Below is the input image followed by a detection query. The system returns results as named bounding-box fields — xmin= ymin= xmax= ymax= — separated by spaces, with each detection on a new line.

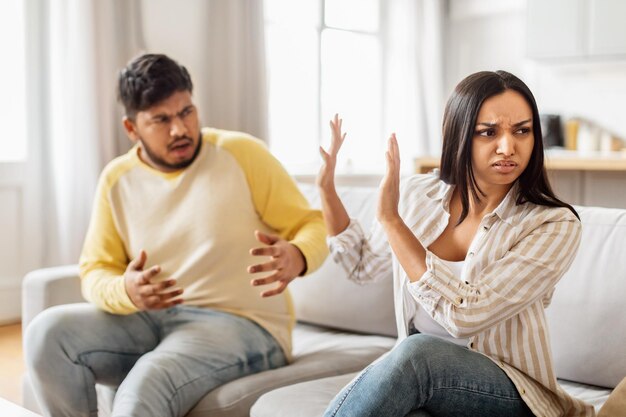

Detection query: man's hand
xmin=248 ymin=231 xmax=306 ymax=298
xmin=124 ymin=250 xmax=183 ymax=310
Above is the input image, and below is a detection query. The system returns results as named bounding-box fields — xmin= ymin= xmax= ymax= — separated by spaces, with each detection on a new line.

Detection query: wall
xmin=446 ymin=0 xmax=626 ymax=140
xmin=446 ymin=0 xmax=626 ymax=208
xmin=140 ymin=0 xmax=212 ymax=126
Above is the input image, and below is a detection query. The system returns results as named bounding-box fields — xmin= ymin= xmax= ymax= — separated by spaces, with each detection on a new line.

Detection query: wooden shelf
xmin=414 ymin=151 xmax=626 ymax=174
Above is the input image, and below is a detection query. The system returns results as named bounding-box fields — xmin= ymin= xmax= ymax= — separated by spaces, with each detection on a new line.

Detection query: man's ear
xmin=123 ymin=117 xmax=140 ymax=143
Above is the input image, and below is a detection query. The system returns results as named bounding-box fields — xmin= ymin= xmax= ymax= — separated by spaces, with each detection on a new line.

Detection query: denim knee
xmin=24 ymin=305 xmax=77 ymax=368
xmin=391 ymin=334 xmax=445 ymax=366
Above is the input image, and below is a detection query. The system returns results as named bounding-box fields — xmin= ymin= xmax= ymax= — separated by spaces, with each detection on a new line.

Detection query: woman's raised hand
xmin=377 ymin=133 xmax=401 ymax=224
xmin=317 ymin=114 xmax=347 ymax=190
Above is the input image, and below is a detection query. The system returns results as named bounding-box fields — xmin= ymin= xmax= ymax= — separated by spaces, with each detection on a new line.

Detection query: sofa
xmin=21 ymin=183 xmax=625 ymax=416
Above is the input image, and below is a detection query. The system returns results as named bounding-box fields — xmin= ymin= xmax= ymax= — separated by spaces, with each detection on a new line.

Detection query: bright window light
xmin=0 ymin=0 xmax=28 ymax=162
xmin=264 ymin=0 xmax=382 ymax=174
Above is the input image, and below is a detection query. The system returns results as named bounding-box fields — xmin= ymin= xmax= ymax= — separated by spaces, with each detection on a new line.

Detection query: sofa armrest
xmin=21 ymin=265 xmax=83 ymax=330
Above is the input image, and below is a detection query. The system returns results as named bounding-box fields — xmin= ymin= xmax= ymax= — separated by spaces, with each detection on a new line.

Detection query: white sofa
xmin=22 ymin=184 xmax=624 ymax=416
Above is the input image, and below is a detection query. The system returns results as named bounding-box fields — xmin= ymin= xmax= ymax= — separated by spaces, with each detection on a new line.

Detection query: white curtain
xmin=203 ymin=0 xmax=269 ymax=141
xmin=382 ymin=0 xmax=445 ymax=169
xmin=30 ymin=0 xmax=144 ymax=266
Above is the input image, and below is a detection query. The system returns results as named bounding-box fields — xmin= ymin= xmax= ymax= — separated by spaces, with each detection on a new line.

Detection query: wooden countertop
xmin=414 ymin=150 xmax=626 ymax=174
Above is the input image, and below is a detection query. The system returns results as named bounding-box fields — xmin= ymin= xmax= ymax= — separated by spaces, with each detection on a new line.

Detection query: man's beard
xmin=139 ymin=134 xmax=202 ymax=171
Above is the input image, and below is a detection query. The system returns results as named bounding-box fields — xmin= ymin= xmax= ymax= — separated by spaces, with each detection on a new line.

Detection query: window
xmin=0 ymin=0 xmax=28 ymax=162
xmin=264 ymin=0 xmax=384 ymax=174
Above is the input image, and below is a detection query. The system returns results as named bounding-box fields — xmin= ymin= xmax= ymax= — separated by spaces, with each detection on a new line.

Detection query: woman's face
xmin=471 ymin=89 xmax=534 ymax=192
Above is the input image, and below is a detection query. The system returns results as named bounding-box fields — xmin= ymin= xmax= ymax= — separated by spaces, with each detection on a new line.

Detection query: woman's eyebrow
xmin=512 ymin=118 xmax=532 ymax=127
xmin=476 ymin=119 xmax=532 ymax=128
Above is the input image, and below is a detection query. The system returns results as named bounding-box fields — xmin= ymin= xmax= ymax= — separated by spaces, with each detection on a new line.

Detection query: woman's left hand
xmin=377 ymin=133 xmax=401 ymax=225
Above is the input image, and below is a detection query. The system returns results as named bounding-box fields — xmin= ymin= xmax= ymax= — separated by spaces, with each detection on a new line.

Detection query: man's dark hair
xmin=118 ymin=53 xmax=193 ymax=119
xmin=439 ymin=70 xmax=579 ymax=223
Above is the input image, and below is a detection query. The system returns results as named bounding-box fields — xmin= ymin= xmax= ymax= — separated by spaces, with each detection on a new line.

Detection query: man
xmin=25 ymin=53 xmax=327 ymax=417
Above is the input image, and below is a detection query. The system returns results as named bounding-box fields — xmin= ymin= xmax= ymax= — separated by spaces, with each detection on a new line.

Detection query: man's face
xmin=123 ymin=90 xmax=201 ymax=172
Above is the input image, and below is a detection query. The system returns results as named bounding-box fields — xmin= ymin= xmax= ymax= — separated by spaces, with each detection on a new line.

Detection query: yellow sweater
xmin=79 ymin=128 xmax=328 ymax=359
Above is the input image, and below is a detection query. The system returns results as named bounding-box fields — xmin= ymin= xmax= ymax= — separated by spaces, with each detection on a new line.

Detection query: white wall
xmin=446 ymin=0 xmax=626 ymax=140
xmin=140 ymin=0 xmax=212 ymax=126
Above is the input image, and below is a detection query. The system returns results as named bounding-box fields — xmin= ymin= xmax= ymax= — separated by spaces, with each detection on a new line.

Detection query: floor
xmin=0 ymin=323 xmax=24 ymax=404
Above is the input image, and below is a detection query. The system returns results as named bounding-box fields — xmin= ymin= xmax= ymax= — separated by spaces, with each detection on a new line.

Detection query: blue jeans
xmin=24 ymin=303 xmax=286 ymax=417
xmin=323 ymin=334 xmax=534 ymax=417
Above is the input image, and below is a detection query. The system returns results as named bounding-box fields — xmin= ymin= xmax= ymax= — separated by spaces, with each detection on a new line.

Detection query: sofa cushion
xmin=251 ymin=373 xmax=612 ymax=417
xmin=95 ymin=323 xmax=394 ymax=417
xmin=546 ymin=206 xmax=626 ymax=388
xmin=250 ymin=373 xmax=355 ymax=417
xmin=292 ymin=183 xmax=396 ymax=337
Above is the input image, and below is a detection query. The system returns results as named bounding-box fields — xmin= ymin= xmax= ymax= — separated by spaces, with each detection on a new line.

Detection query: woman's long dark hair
xmin=439 ymin=70 xmax=579 ymax=223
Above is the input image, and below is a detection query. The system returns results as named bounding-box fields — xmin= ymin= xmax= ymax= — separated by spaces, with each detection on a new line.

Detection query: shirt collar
xmin=491 ymin=182 xmax=521 ymax=226
xmin=426 ymin=171 xmax=521 ymax=226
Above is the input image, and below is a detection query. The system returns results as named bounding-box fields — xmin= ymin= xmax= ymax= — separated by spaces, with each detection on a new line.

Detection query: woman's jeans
xmin=24 ymin=303 xmax=286 ymax=417
xmin=323 ymin=333 xmax=534 ymax=417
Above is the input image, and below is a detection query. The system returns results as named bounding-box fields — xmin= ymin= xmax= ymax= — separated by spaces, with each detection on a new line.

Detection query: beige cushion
xmin=292 ymin=184 xmax=396 ymax=337
xmin=250 ymin=373 xmax=355 ymax=417
xmin=546 ymin=206 xmax=626 ymax=388
xmin=251 ymin=374 xmax=614 ymax=417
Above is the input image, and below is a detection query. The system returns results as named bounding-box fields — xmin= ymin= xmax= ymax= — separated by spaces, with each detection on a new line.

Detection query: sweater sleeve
xmin=217 ymin=133 xmax=328 ymax=274
xmin=78 ymin=166 xmax=138 ymax=314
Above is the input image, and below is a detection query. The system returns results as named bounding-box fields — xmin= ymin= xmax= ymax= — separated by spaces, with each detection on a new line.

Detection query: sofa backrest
xmin=546 ymin=206 xmax=626 ymax=389
xmin=292 ymin=183 xmax=626 ymax=388
xmin=290 ymin=183 xmax=397 ymax=337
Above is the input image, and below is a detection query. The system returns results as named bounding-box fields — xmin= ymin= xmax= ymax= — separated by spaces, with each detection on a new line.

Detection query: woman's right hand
xmin=317 ymin=113 xmax=346 ymax=191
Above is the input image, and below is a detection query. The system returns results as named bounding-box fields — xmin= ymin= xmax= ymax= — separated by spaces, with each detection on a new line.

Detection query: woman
xmin=317 ymin=71 xmax=593 ymax=417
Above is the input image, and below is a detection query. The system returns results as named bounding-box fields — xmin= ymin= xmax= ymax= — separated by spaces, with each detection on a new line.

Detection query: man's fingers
xmin=138 ymin=280 xmax=179 ymax=297
xmin=250 ymin=272 xmax=281 ymax=287
xmin=255 ymin=230 xmax=280 ymax=245
xmin=159 ymin=287 xmax=184 ymax=300
xmin=250 ymin=246 xmax=281 ymax=257
xmin=141 ymin=286 xmax=183 ymax=308
xmin=153 ymin=278 xmax=178 ymax=292
xmin=137 ymin=265 xmax=161 ymax=284
xmin=260 ymin=281 xmax=289 ymax=298
xmin=248 ymin=260 xmax=279 ymax=274
xmin=143 ymin=292 xmax=183 ymax=310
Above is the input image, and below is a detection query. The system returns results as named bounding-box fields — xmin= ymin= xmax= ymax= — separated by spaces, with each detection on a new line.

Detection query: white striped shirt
xmin=328 ymin=173 xmax=593 ymax=417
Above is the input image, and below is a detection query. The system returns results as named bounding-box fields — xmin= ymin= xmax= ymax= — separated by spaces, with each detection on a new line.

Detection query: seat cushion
xmin=250 ymin=373 xmax=356 ymax=417
xmin=251 ymin=374 xmax=613 ymax=417
xmin=292 ymin=184 xmax=397 ymax=338
xmin=546 ymin=206 xmax=626 ymax=388
xmin=96 ymin=323 xmax=394 ymax=417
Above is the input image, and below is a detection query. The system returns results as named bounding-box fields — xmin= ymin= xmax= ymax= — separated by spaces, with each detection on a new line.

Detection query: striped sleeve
xmin=408 ymin=215 xmax=582 ymax=338
xmin=328 ymin=218 xmax=392 ymax=284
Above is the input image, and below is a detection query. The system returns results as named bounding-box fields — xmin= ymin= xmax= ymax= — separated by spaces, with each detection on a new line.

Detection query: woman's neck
xmin=456 ymin=183 xmax=513 ymax=220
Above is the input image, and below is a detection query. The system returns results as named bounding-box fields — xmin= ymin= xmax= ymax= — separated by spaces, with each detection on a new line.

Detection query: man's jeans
xmin=323 ymin=333 xmax=534 ymax=417
xmin=24 ymin=303 xmax=286 ymax=417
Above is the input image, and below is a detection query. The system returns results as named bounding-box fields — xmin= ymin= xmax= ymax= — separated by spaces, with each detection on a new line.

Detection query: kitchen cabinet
xmin=588 ymin=0 xmax=626 ymax=55
xmin=527 ymin=0 xmax=626 ymax=59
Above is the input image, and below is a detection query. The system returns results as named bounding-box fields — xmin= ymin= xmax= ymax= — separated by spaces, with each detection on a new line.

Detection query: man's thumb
xmin=131 ymin=250 xmax=147 ymax=270
xmin=255 ymin=230 xmax=280 ymax=245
